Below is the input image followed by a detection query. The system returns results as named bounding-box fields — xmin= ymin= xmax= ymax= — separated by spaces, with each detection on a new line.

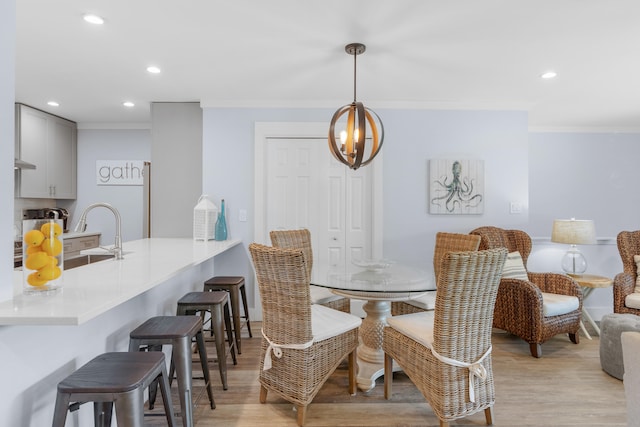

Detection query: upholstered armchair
xmin=470 ymin=226 xmax=582 ymax=358
xmin=613 ymin=231 xmax=640 ymax=315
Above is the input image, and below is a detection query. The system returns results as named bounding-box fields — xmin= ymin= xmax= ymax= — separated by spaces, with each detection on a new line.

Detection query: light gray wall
xmin=528 ymin=131 xmax=640 ymax=318
xmin=0 ymin=0 xmax=15 ymax=301
xmin=151 ymin=102 xmax=203 ymax=237
xmin=382 ymin=109 xmax=530 ymax=267
xmin=528 ymin=132 xmax=640 ymax=237
xmin=71 ymin=129 xmax=151 ymax=245
xmin=201 ymin=107 xmax=640 ymax=320
xmin=202 ymin=107 xmax=530 ymax=311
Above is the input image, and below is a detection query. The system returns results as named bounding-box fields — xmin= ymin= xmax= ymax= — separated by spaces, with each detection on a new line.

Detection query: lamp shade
xmin=551 ymin=219 xmax=596 ymax=245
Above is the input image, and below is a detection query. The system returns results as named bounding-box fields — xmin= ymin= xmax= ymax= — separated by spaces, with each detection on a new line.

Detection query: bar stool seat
xmin=204 ymin=275 xmax=252 ymax=354
xmin=176 ymin=290 xmax=237 ymax=391
xmin=129 ymin=315 xmax=214 ymax=427
xmin=52 ymin=351 xmax=176 ymax=427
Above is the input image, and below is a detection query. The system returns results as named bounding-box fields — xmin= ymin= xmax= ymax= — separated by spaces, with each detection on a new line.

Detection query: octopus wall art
xmin=429 ymin=159 xmax=484 ymax=214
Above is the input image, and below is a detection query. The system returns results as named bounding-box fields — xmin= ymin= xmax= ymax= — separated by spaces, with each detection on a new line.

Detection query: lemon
xmin=48 ymin=256 xmax=59 ymax=266
xmin=25 ymin=251 xmax=49 ymax=270
xmin=41 ymin=237 xmax=63 ymax=257
xmin=27 ymin=272 xmax=48 ymax=287
xmin=37 ymin=265 xmax=61 ymax=281
xmin=24 ymin=229 xmax=45 ymax=247
xmin=41 ymin=222 xmax=62 ymax=237
xmin=26 ymin=245 xmax=42 ymax=255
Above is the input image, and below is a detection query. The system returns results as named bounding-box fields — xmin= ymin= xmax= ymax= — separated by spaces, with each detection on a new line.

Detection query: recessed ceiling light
xmin=541 ymin=71 xmax=557 ymax=79
xmin=83 ymin=14 xmax=105 ymax=25
xmin=47 ymin=101 xmax=59 ymax=107
xmin=123 ymin=101 xmax=135 ymax=108
xmin=146 ymin=66 xmax=161 ymax=74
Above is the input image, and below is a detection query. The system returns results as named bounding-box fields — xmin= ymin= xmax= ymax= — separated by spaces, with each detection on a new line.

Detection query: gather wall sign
xmin=96 ymin=160 xmax=146 ymax=186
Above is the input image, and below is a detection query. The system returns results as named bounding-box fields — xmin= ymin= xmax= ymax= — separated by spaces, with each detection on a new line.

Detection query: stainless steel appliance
xmin=24 ymin=208 xmax=70 ymax=232
xmin=14 ymin=240 xmax=22 ymax=268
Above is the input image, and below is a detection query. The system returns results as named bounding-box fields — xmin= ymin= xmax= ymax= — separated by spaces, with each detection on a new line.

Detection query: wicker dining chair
xmin=270 ymin=228 xmax=351 ymax=313
xmin=470 ymin=226 xmax=582 ymax=357
xmin=391 ymin=232 xmax=481 ymax=316
xmin=383 ymin=248 xmax=507 ymax=427
xmin=613 ymin=230 xmax=640 ymax=315
xmin=248 ymin=243 xmax=361 ymax=427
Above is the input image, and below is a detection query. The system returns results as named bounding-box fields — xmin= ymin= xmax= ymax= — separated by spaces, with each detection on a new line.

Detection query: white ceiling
xmin=15 ymin=0 xmax=640 ymax=131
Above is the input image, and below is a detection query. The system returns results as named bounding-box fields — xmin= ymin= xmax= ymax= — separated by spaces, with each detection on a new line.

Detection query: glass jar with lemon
xmin=22 ymin=219 xmax=64 ymax=294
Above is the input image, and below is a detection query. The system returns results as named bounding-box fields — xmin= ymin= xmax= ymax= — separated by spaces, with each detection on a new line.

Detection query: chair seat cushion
xmin=311 ymin=304 xmax=361 ymax=342
xmin=386 ymin=311 xmax=435 ymax=349
xmin=541 ymin=292 xmax=579 ymax=316
xmin=626 ymin=292 xmax=640 ymax=310
xmin=310 ymin=284 xmax=345 ymax=305
xmin=404 ymin=291 xmax=437 ymax=310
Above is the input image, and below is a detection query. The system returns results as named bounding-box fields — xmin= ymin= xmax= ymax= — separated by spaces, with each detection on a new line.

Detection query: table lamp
xmin=551 ymin=218 xmax=596 ymax=274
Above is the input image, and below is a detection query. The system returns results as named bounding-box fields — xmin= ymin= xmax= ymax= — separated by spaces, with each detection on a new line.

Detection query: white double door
xmin=264 ymin=137 xmax=375 ymax=269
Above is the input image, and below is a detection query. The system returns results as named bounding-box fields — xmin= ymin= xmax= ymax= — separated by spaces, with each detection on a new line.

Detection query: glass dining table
xmin=312 ymin=261 xmax=434 ymax=392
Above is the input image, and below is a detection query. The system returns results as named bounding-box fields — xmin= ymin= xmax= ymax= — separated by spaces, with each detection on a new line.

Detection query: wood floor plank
xmin=146 ymin=322 xmax=627 ymax=426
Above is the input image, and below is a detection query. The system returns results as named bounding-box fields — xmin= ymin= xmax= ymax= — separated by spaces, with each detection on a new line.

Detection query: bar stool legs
xmin=52 ymin=352 xmax=176 ymax=427
xmin=204 ymin=276 xmax=252 ymax=354
xmin=176 ymin=291 xmax=237 ymax=391
xmin=129 ymin=315 xmax=214 ymax=427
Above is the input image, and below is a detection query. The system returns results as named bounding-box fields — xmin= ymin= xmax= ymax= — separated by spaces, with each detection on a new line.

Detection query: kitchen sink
xmin=65 ymin=254 xmax=115 ymax=270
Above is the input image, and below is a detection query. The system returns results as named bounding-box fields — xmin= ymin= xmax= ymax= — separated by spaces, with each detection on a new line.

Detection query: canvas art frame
xmin=429 ymin=159 xmax=484 ymax=214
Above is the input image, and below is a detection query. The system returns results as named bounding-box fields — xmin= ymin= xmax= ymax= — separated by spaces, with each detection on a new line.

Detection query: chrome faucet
xmin=74 ymin=202 xmax=124 ymax=260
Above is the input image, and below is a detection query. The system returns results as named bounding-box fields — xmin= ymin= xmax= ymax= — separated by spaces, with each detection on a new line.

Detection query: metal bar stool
xmin=52 ymin=351 xmax=176 ymax=427
xmin=128 ymin=315 xmax=214 ymax=427
xmin=204 ymin=276 xmax=252 ymax=354
xmin=176 ymin=290 xmax=237 ymax=392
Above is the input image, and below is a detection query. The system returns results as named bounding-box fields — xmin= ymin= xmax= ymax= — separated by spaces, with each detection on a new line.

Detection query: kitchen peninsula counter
xmin=0 ymin=237 xmax=241 ymax=325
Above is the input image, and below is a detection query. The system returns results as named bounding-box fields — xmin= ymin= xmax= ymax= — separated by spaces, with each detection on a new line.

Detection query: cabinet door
xmin=18 ymin=106 xmax=50 ymax=198
xmin=17 ymin=104 xmax=77 ymax=199
xmin=48 ymin=117 xmax=77 ymax=199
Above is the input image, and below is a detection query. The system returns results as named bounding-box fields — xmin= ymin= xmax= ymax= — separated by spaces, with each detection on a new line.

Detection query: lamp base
xmin=561 ymin=246 xmax=587 ymax=275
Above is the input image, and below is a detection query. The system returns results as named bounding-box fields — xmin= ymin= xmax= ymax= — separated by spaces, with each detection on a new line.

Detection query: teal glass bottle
xmin=215 ymin=199 xmax=228 ymax=241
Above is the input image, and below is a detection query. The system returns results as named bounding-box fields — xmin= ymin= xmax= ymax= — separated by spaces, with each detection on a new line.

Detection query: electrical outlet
xmin=238 ymin=209 xmax=247 ymax=222
xmin=510 ymin=202 xmax=522 ymax=214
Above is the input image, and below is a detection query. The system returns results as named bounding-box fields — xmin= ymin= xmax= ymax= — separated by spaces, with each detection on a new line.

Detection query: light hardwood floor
xmin=149 ymin=322 xmax=627 ymax=426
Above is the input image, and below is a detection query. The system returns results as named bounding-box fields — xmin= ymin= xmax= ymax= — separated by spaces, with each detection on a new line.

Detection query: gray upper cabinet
xmin=15 ymin=104 xmax=77 ymax=199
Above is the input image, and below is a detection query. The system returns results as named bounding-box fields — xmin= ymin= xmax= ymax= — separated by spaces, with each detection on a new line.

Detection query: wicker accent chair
xmin=383 ymin=248 xmax=507 ymax=427
xmin=248 ymin=243 xmax=361 ymax=427
xmin=270 ymin=228 xmax=351 ymax=313
xmin=391 ymin=232 xmax=481 ymax=316
xmin=470 ymin=226 xmax=582 ymax=358
xmin=613 ymin=231 xmax=640 ymax=315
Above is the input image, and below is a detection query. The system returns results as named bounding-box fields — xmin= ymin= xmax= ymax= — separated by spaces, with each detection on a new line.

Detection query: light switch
xmin=509 ymin=202 xmax=522 ymax=214
xmin=239 ymin=209 xmax=247 ymax=222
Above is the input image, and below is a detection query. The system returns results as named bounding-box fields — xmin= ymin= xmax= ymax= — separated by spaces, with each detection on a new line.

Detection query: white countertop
xmin=1 ymin=237 xmax=241 ymax=326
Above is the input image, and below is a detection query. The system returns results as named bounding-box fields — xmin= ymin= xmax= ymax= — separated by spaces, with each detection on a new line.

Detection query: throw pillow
xmin=634 ymin=255 xmax=640 ymax=293
xmin=502 ymin=251 xmax=529 ymax=281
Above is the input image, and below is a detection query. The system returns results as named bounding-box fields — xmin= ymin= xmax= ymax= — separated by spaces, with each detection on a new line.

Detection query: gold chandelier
xmin=328 ymin=43 xmax=384 ymax=170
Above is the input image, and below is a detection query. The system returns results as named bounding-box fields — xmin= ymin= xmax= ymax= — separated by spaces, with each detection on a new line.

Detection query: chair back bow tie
xmin=430 ymin=345 xmax=492 ymax=403
xmin=261 ymin=329 xmax=313 ymax=371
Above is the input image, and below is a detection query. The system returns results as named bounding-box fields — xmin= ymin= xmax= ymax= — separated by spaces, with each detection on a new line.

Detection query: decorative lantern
xmin=193 ymin=195 xmax=218 ymax=241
